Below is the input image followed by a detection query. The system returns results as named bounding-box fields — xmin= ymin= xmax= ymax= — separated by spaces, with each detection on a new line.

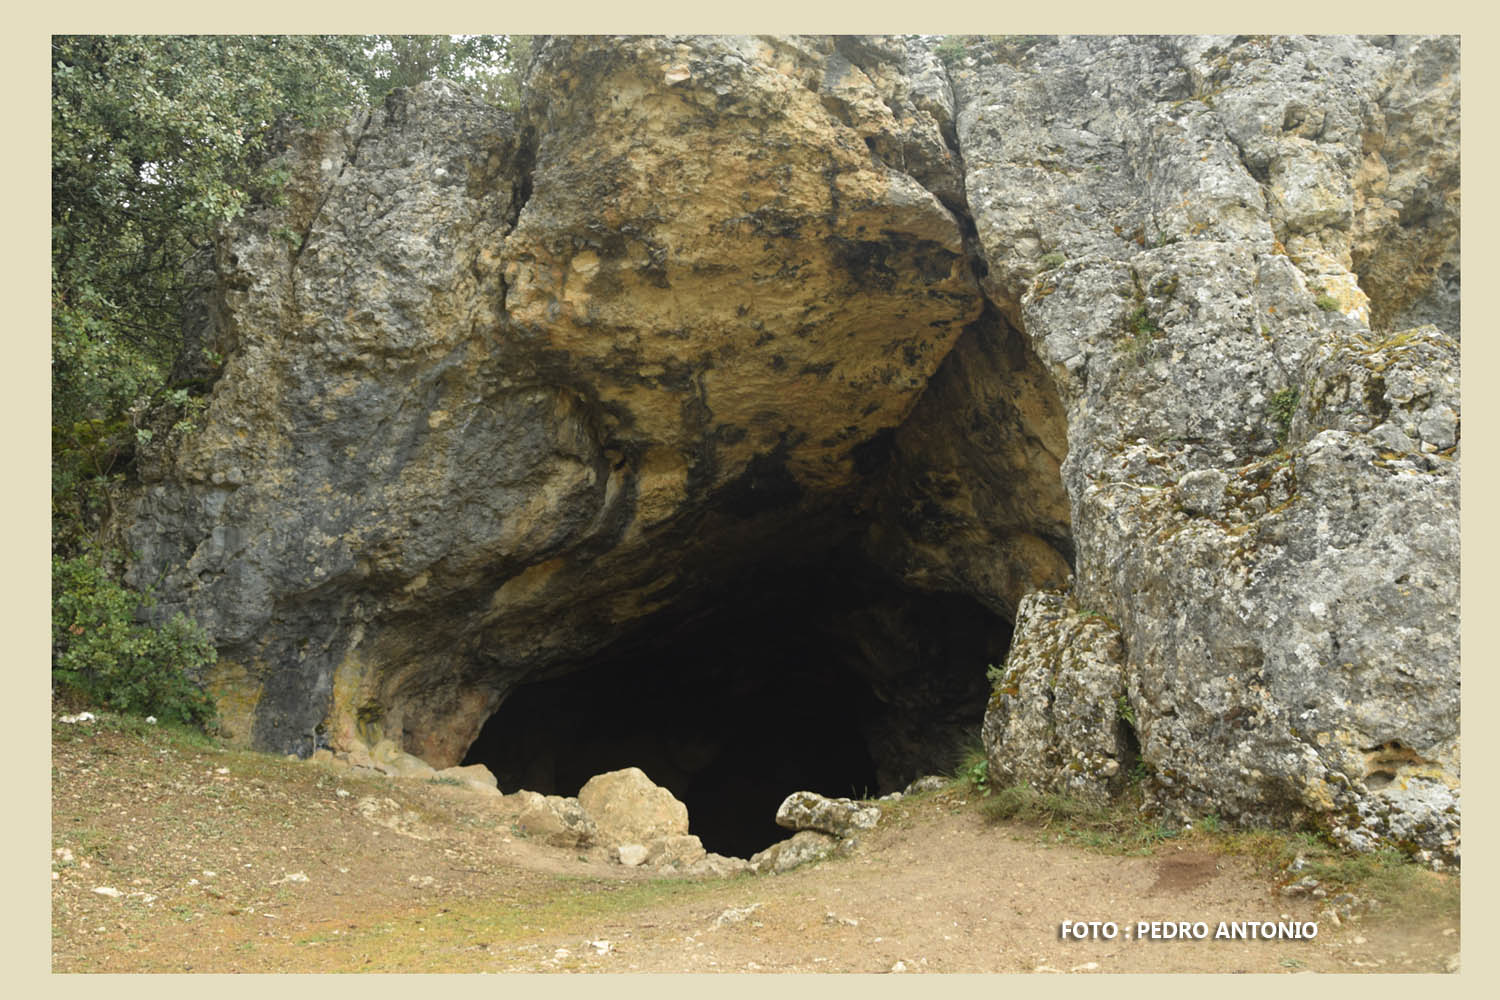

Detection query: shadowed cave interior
xmin=462 ymin=553 xmax=1013 ymax=858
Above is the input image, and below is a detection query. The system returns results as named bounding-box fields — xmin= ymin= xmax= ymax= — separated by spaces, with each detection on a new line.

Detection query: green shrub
xmin=1268 ymin=387 xmax=1299 ymax=445
xmin=934 ymin=36 xmax=970 ymax=67
xmin=1125 ymin=303 xmax=1160 ymax=337
xmin=951 ymin=738 xmax=994 ymax=796
xmin=51 ymin=551 xmax=217 ymax=727
xmin=1039 ymin=251 xmax=1066 ymax=270
xmin=1314 ymin=293 xmax=1340 ymax=313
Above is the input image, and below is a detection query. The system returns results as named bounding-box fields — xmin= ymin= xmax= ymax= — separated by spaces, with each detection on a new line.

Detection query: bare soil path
xmin=51 ymin=718 xmax=1460 ymax=973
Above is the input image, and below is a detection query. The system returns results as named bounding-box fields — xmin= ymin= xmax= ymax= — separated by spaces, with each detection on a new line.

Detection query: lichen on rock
xmin=959 ymin=34 xmax=1459 ymax=866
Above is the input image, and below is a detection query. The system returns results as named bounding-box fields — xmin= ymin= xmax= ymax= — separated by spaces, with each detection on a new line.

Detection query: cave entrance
xmin=462 ymin=553 xmax=1012 ymax=858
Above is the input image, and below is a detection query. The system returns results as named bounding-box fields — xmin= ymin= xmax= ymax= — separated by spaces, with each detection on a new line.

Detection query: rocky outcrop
xmin=982 ymin=592 xmax=1133 ymax=806
xmin=949 ymin=35 xmax=1459 ymax=866
xmin=122 ymin=34 xmax=1458 ymax=867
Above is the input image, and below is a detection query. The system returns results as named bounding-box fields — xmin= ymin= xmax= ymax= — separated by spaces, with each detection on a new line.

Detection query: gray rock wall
xmin=955 ymin=36 xmax=1458 ymax=866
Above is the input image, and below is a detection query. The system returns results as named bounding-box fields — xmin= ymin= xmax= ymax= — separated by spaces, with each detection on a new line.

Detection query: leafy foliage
xmin=953 ymin=740 xmax=994 ymax=796
xmin=365 ymin=35 xmax=531 ymax=109
xmin=934 ymin=36 xmax=974 ymax=67
xmin=52 ymin=550 xmax=217 ymax=726
xmin=52 ymin=36 xmax=372 ymax=416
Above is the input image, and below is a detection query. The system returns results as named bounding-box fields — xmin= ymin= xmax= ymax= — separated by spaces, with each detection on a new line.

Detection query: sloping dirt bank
xmin=51 ymin=717 xmax=1458 ymax=973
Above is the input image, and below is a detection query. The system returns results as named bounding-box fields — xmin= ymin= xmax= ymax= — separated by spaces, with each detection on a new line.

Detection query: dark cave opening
xmin=462 ymin=555 xmax=1013 ymax=859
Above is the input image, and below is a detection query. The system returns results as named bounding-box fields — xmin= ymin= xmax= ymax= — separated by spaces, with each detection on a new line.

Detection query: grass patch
xmin=1201 ymin=827 xmax=1458 ymax=916
xmin=949 ymin=737 xmax=993 ymax=797
xmin=284 ymin=875 xmax=749 ymax=972
xmin=974 ymin=783 xmax=1460 ymax=918
xmin=52 ymin=707 xmax=220 ymax=751
xmin=977 ymin=783 xmax=1172 ymax=855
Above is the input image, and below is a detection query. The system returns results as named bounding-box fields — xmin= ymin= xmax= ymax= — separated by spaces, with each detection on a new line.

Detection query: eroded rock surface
xmin=954 ymin=35 xmax=1459 ymax=866
xmin=122 ymin=34 xmax=1458 ymax=866
xmin=124 ymin=38 xmax=1042 ymax=781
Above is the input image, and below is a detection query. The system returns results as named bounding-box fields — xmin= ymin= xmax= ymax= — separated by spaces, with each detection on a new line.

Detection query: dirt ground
xmin=50 ymin=717 xmax=1461 ymax=973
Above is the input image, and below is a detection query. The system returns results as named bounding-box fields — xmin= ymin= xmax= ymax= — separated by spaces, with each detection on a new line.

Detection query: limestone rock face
xmin=576 ymin=767 xmax=690 ymax=846
xmin=982 ymin=592 xmax=1132 ymax=806
xmin=955 ymin=35 xmax=1459 ymax=866
xmin=123 ymin=37 xmax=1031 ymax=774
xmin=121 ymin=35 xmax=1458 ymax=867
xmin=511 ymin=35 xmax=979 ymax=500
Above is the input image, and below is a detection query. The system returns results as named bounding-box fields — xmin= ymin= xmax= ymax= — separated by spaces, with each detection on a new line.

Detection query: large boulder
xmin=576 ymin=767 xmax=690 ymax=846
xmin=774 ymin=791 xmax=881 ymax=837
